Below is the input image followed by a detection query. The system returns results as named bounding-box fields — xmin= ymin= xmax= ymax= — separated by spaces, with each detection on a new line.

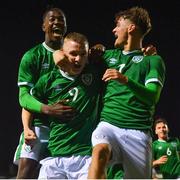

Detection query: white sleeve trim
xmin=30 ymin=88 xmax=34 ymax=96
xmin=145 ymin=78 xmax=163 ymax=87
xmin=18 ymin=82 xmax=34 ymax=87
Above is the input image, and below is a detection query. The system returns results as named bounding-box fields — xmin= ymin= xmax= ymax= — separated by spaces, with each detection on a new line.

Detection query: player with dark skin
xmin=15 ymin=8 xmax=74 ymax=179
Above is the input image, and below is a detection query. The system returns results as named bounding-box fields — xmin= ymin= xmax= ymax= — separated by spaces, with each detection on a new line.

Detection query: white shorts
xmin=38 ymin=155 xmax=91 ymax=179
xmin=13 ymin=125 xmax=50 ymax=165
xmin=92 ymin=121 xmax=152 ymax=179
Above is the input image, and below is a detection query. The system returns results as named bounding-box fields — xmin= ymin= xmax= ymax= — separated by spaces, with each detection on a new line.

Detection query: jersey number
xmin=166 ymin=147 xmax=172 ymax=156
xmin=118 ymin=64 xmax=125 ymax=73
xmin=68 ymin=87 xmax=79 ymax=102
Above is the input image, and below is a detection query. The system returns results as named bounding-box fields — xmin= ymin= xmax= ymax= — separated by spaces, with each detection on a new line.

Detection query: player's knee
xmin=92 ymin=144 xmax=111 ymax=164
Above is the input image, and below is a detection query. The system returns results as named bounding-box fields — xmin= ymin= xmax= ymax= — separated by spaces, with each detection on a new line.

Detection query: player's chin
xmin=114 ymin=41 xmax=120 ymax=48
xmin=53 ymin=34 xmax=63 ymax=40
xmin=70 ymin=68 xmax=83 ymax=76
xmin=114 ymin=39 xmax=123 ymax=48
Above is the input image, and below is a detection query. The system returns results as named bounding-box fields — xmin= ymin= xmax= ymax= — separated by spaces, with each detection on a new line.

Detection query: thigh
xmin=91 ymin=122 xmax=115 ymax=147
xmin=16 ymin=158 xmax=40 ymax=179
xmin=123 ymin=130 xmax=152 ymax=179
xmin=92 ymin=122 xmax=124 ymax=166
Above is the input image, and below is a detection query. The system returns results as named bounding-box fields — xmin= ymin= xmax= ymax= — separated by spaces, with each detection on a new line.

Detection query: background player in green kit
xmin=13 ymin=7 xmax=76 ymax=179
xmin=88 ymin=6 xmax=166 ymax=179
xmin=152 ymin=117 xmax=180 ymax=179
xmin=29 ymin=32 xmax=103 ymax=179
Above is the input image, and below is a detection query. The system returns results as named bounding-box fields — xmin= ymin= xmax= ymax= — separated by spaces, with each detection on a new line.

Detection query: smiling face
xmin=42 ymin=8 xmax=67 ymax=43
xmin=112 ymin=17 xmax=135 ymax=49
xmin=61 ymin=37 xmax=89 ymax=76
xmin=155 ymin=122 xmax=169 ymax=140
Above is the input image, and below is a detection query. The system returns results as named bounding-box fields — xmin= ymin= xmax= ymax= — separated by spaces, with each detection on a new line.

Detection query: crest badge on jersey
xmin=132 ymin=56 xmax=144 ymax=63
xmin=81 ymin=73 xmax=93 ymax=85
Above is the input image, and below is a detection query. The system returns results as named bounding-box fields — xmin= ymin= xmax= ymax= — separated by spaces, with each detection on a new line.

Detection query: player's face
xmin=42 ymin=9 xmax=67 ymax=42
xmin=112 ymin=17 xmax=132 ymax=48
xmin=155 ymin=122 xmax=169 ymax=140
xmin=62 ymin=39 xmax=89 ymax=75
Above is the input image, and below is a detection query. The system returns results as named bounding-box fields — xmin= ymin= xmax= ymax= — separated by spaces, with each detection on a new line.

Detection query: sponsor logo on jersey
xmin=109 ymin=58 xmax=118 ymax=64
xmin=42 ymin=63 xmax=49 ymax=69
xmin=81 ymin=73 xmax=93 ymax=85
xmin=158 ymin=146 xmax=162 ymax=150
xmin=132 ymin=56 xmax=144 ymax=63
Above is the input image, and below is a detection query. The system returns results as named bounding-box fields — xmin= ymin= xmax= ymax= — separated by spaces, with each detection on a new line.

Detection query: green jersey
xmin=18 ymin=42 xmax=56 ymax=126
xmin=31 ymin=64 xmax=103 ymax=157
xmin=153 ymin=138 xmax=180 ymax=178
xmin=101 ymin=49 xmax=165 ymax=130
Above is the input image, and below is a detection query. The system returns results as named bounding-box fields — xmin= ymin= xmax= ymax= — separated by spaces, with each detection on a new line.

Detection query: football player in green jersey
xmin=152 ymin=117 xmax=180 ymax=179
xmin=13 ymin=7 xmax=76 ymax=179
xmin=28 ymin=32 xmax=103 ymax=179
xmin=88 ymin=6 xmax=166 ymax=179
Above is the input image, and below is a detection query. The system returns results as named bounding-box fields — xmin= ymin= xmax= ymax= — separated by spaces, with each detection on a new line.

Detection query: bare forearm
xmin=22 ymin=108 xmax=34 ymax=131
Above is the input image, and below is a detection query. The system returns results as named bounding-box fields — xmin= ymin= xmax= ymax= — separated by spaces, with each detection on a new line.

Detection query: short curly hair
xmin=115 ymin=6 xmax=152 ymax=37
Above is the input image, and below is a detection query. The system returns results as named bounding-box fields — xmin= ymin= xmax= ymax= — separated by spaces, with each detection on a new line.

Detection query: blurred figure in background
xmin=152 ymin=117 xmax=180 ymax=179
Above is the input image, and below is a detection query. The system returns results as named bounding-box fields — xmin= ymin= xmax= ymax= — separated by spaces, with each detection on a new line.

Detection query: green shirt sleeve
xmin=19 ymin=86 xmax=42 ymax=113
xmin=127 ymin=78 xmax=162 ymax=106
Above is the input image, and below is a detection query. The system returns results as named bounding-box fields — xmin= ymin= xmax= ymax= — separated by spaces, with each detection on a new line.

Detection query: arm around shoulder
xmin=19 ymin=86 xmax=42 ymax=113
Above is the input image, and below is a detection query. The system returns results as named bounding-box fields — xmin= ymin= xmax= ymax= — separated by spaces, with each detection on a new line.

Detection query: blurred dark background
xmin=0 ymin=0 xmax=179 ymax=177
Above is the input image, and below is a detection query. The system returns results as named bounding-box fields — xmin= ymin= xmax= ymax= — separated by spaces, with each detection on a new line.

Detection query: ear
xmin=128 ymin=24 xmax=136 ymax=33
xmin=42 ymin=23 xmax=45 ymax=32
xmin=166 ymin=125 xmax=169 ymax=133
